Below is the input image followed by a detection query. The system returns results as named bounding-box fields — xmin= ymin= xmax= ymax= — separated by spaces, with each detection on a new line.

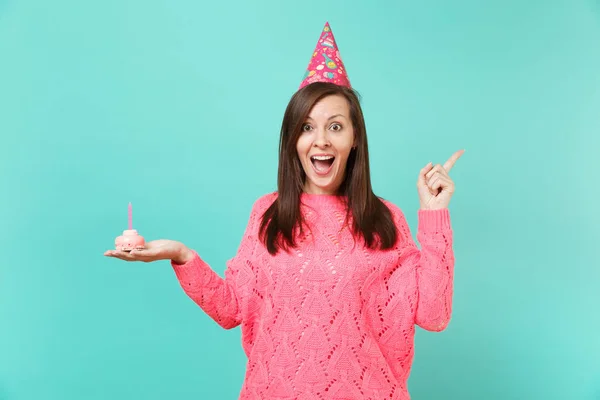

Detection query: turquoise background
xmin=1 ymin=0 xmax=598 ymax=398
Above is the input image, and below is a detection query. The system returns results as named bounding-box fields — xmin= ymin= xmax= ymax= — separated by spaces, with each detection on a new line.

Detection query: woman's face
xmin=296 ymin=95 xmax=355 ymax=195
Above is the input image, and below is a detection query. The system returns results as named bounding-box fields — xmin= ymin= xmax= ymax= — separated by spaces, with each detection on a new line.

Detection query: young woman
xmin=105 ymin=23 xmax=463 ymax=400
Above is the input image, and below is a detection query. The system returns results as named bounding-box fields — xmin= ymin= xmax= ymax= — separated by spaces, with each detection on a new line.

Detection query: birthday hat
xmin=299 ymin=22 xmax=351 ymax=89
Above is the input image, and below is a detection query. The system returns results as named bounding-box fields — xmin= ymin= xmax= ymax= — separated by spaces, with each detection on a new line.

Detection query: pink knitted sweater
xmin=171 ymin=192 xmax=454 ymax=399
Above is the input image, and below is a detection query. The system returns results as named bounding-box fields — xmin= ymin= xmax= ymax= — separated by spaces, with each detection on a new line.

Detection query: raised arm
xmin=405 ymin=150 xmax=461 ymax=330
xmin=395 ymin=207 xmax=455 ymax=331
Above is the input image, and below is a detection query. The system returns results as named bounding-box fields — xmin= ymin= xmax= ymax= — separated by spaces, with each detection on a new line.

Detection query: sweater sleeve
xmin=170 ymin=200 xmax=264 ymax=330
xmin=392 ymin=206 xmax=455 ymax=332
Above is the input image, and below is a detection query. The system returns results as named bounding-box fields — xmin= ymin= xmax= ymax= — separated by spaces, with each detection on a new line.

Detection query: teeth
xmin=311 ymin=155 xmax=334 ymax=160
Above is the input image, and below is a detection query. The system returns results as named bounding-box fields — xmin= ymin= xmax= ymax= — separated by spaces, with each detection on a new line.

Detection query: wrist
xmin=419 ymin=201 xmax=449 ymax=211
xmin=172 ymin=245 xmax=194 ymax=265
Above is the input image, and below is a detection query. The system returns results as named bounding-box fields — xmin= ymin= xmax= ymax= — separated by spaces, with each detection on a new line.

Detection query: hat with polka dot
xmin=299 ymin=22 xmax=351 ymax=89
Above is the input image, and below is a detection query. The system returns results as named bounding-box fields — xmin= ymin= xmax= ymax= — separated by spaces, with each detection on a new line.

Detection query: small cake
xmin=115 ymin=202 xmax=145 ymax=251
xmin=115 ymin=229 xmax=145 ymax=252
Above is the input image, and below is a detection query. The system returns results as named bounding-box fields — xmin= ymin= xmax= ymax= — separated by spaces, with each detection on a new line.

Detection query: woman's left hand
xmin=417 ymin=149 xmax=464 ymax=210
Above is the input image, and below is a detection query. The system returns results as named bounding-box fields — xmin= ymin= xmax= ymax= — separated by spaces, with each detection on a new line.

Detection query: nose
xmin=313 ymin=128 xmax=331 ymax=148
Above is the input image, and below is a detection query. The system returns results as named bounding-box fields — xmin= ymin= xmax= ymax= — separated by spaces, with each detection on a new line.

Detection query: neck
xmin=300 ymin=192 xmax=346 ymax=208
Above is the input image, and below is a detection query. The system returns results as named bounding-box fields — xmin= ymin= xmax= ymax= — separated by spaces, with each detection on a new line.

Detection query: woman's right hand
xmin=104 ymin=240 xmax=195 ymax=265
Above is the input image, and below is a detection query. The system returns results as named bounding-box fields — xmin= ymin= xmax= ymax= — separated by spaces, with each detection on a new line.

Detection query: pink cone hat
xmin=299 ymin=22 xmax=351 ymax=89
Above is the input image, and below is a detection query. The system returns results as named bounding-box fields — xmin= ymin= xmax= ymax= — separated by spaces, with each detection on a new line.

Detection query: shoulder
xmin=241 ymin=192 xmax=277 ymax=235
xmin=378 ymin=197 xmax=415 ymax=246
xmin=378 ymin=197 xmax=407 ymax=222
xmin=246 ymin=192 xmax=278 ymax=223
xmin=251 ymin=191 xmax=278 ymax=214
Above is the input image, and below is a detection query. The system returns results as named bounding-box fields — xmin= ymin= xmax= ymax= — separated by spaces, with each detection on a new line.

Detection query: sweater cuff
xmin=418 ymin=208 xmax=452 ymax=232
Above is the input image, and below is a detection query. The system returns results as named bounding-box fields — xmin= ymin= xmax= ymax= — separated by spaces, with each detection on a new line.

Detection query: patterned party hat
xmin=299 ymin=22 xmax=351 ymax=89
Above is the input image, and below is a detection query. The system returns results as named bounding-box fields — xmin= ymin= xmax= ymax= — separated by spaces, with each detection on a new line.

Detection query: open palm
xmin=104 ymin=239 xmax=183 ymax=263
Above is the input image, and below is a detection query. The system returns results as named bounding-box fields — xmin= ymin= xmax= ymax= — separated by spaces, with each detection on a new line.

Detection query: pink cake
xmin=115 ymin=229 xmax=145 ymax=252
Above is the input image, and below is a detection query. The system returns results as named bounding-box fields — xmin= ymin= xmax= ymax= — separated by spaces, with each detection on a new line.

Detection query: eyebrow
xmin=305 ymin=114 xmax=347 ymax=121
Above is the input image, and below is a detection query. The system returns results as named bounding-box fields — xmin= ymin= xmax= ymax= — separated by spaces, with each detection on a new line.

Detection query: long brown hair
xmin=259 ymin=82 xmax=397 ymax=255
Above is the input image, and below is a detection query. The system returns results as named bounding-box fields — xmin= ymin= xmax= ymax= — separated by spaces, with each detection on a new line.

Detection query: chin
xmin=305 ymin=174 xmax=342 ymax=195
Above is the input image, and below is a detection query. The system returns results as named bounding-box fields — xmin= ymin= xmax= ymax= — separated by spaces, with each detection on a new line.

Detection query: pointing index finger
xmin=443 ymin=149 xmax=465 ymax=172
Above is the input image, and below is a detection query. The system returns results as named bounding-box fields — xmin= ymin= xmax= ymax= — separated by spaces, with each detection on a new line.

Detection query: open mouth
xmin=310 ymin=155 xmax=335 ymax=174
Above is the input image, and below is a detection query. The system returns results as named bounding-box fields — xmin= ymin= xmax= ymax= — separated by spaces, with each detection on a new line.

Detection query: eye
xmin=302 ymin=124 xmax=313 ymax=132
xmin=330 ymin=123 xmax=342 ymax=131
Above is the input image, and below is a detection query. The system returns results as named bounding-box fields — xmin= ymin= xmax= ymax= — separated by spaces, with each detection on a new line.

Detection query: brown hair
xmin=259 ymin=82 xmax=397 ymax=254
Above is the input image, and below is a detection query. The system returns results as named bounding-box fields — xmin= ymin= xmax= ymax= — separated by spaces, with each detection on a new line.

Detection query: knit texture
xmin=171 ymin=192 xmax=454 ymax=399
